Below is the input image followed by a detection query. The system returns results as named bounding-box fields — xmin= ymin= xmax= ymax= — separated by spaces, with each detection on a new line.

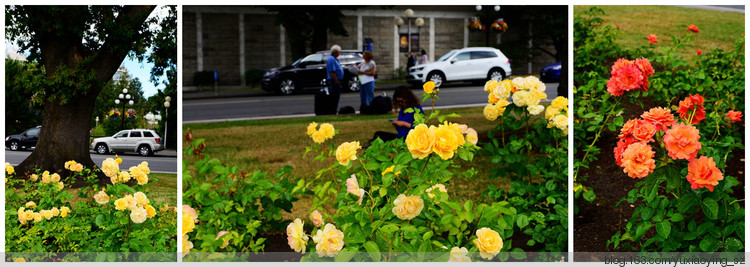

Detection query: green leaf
xmin=656 ymin=221 xmax=671 ymax=239
xmin=516 ymin=214 xmax=529 ymax=229
xmin=363 ymin=241 xmax=381 ymax=262
xmin=583 ymin=190 xmax=596 ymax=202
xmin=669 ymin=213 xmax=684 ymax=222
xmin=724 ymin=238 xmax=743 ymax=252
xmin=95 ymin=214 xmax=105 ymax=227
xmin=702 ymin=198 xmax=719 ymax=220
xmin=380 ymin=224 xmax=399 ymax=233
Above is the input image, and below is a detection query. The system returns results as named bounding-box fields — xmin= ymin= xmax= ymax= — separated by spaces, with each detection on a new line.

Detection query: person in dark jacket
xmin=405 ymin=51 xmax=416 ymax=79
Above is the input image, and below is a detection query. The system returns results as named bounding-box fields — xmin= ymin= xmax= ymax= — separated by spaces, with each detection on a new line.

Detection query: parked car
xmin=540 ymin=62 xmax=561 ymax=83
xmin=262 ymin=50 xmax=363 ymax=95
xmin=407 ymin=47 xmax=511 ymax=87
xmin=5 ymin=126 xmax=41 ymax=151
xmin=91 ymin=129 xmax=164 ymax=156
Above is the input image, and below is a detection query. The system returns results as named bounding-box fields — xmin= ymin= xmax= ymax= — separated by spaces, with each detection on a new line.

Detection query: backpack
xmin=361 ymin=96 xmax=392 ymax=115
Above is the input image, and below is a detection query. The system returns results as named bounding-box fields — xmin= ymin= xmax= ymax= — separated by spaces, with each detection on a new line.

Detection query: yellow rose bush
xmin=481 ymin=76 xmax=569 ymax=252
xmin=5 ymin=158 xmax=176 ymax=260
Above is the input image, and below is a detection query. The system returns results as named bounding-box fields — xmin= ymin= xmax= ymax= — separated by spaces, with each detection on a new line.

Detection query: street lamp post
xmin=394 ymin=9 xmax=425 ymax=55
xmin=475 ymin=5 xmax=501 ymax=47
xmin=164 ymin=96 xmax=171 ymax=150
xmin=115 ymin=88 xmax=133 ymax=131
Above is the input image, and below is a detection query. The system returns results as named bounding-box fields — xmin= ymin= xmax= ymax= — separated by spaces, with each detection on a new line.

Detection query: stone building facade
xmin=182 ymin=6 xmax=559 ymax=89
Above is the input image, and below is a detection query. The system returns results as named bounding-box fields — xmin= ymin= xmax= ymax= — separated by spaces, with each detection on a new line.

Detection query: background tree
xmin=6 ymin=5 xmax=174 ymax=183
xmin=4 ymin=59 xmax=44 ymax=135
xmin=267 ymin=6 xmax=356 ymax=61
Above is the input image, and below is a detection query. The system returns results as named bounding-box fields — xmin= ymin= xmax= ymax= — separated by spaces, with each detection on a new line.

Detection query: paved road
xmin=5 ymin=150 xmax=177 ymax=174
xmin=184 ymin=82 xmax=560 ymax=123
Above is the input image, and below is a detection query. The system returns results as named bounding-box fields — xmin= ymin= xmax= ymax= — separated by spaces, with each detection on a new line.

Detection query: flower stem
xmin=574 ymin=97 xmax=622 ymax=181
xmin=420 ymin=154 xmax=432 ymax=177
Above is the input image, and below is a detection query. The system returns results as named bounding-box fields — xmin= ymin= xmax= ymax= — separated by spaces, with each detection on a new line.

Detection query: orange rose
xmin=647 ymin=34 xmax=658 ymax=45
xmin=677 ymin=94 xmax=706 ymax=124
xmin=726 ymin=110 xmax=743 ymax=122
xmin=613 ymin=138 xmax=635 ymax=167
xmin=687 ymin=24 xmax=699 ymax=33
xmin=620 ymin=142 xmax=655 ymax=179
xmin=686 ymin=156 xmax=723 ymax=192
xmin=664 ymin=123 xmax=702 ymax=160
xmin=632 ymin=120 xmax=656 ymax=143
xmin=619 ymin=119 xmax=639 ymax=139
xmin=641 ymin=107 xmax=676 ymax=132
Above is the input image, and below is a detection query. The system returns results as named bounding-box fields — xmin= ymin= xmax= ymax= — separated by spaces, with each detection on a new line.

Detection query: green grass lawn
xmin=575 ymin=6 xmax=744 ymax=58
xmin=184 ymin=106 xmax=522 ymax=219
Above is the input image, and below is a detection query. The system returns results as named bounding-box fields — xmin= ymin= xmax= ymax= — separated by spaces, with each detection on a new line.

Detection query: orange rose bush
xmin=5 ymin=158 xmax=176 ymax=261
xmin=575 ymin=9 xmax=743 ymax=253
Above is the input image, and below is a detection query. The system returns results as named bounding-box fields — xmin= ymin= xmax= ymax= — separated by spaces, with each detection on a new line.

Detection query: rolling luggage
xmin=314 ymin=89 xmax=337 ymax=116
xmin=360 ymin=95 xmax=392 ymax=115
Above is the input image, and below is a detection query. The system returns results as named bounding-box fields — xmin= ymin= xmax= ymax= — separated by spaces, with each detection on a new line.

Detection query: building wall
xmin=182 ymin=6 xmax=561 ymax=89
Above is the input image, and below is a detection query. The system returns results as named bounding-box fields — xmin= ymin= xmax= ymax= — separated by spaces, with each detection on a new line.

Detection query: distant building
xmin=182 ymin=5 xmax=559 ymax=89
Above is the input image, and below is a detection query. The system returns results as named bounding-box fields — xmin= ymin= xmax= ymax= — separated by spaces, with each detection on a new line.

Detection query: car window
xmin=144 ymin=131 xmax=154 ymax=137
xmin=300 ymin=54 xmax=324 ymax=65
xmin=471 ymin=51 xmax=497 ymax=59
xmin=26 ymin=128 xmax=40 ymax=136
xmin=437 ymin=51 xmax=456 ymax=62
xmin=130 ymin=131 xmax=142 ymax=138
xmin=338 ymin=53 xmax=362 ymax=64
xmin=115 ymin=131 xmax=128 ymax=138
xmin=453 ymin=52 xmax=470 ymax=62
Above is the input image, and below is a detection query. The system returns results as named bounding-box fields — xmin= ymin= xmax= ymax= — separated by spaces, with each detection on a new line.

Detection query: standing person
xmin=405 ymin=51 xmax=416 ymax=79
xmin=366 ymin=86 xmax=424 ymax=146
xmin=418 ymin=49 xmax=429 ymax=65
xmin=326 ymin=45 xmax=344 ymax=113
xmin=358 ymin=50 xmax=377 ymax=107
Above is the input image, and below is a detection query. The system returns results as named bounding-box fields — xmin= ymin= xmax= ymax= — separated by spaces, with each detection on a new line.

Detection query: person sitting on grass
xmin=366 ymin=86 xmax=424 ymax=147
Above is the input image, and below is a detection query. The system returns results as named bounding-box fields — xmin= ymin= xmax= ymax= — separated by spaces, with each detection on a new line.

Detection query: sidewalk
xmin=155 ymin=149 xmax=178 ymax=157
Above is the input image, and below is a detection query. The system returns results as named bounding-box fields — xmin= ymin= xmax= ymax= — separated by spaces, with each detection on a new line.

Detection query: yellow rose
xmin=311 ymin=130 xmax=326 ymax=144
xmin=286 ymin=218 xmax=309 ymax=253
xmin=345 ymin=175 xmax=361 ymax=195
xmin=511 ymin=90 xmax=531 ymax=107
xmin=138 ymin=162 xmax=150 ymax=174
xmin=497 ymin=80 xmax=514 ymax=98
xmin=41 ymin=171 xmax=51 ymax=184
xmin=545 ymin=107 xmax=560 ymax=120
xmin=23 ymin=210 xmax=34 ymax=221
xmin=483 ymin=79 xmax=499 ymax=93
xmin=29 ymin=174 xmax=38 ymax=182
xmin=553 ymin=115 xmax=568 ymax=130
xmin=114 ymin=198 xmax=129 ymax=211
xmin=306 ymin=122 xmax=318 ymax=137
xmin=101 ymin=158 xmax=120 ymax=178
xmin=473 ymin=227 xmax=503 ymax=260
xmin=423 ymin=81 xmax=436 ymax=94
xmin=405 ymin=124 xmax=435 ymax=159
xmin=449 ymin=247 xmax=471 ymax=262
xmin=483 ymin=104 xmax=500 ymax=121
xmin=335 ymin=141 xmax=361 ymax=166
xmin=122 ymin=195 xmax=138 ymax=210
xmin=130 ymin=207 xmax=148 ymax=223
xmin=311 ymin=210 xmax=324 ymax=227
xmin=129 ymin=166 xmax=149 ymax=185
xmin=115 ymin=155 xmax=122 ymax=165
xmin=511 ymin=77 xmax=527 ymax=90
xmin=527 ymin=104 xmax=545 ymax=116
xmin=57 ymin=182 xmax=64 ymax=191
xmin=119 ymin=171 xmax=131 ymax=183
xmin=392 ymin=194 xmax=424 ymax=220
xmin=6 ymin=162 xmax=15 ymax=175
xmin=33 ymin=212 xmax=42 ymax=223
xmin=60 ymin=206 xmax=70 ymax=218
xmin=216 ymin=231 xmax=231 ymax=249
xmin=110 ymin=176 xmax=119 ymax=185
xmin=319 ymin=123 xmax=335 ymax=140
xmin=528 ymin=90 xmax=546 ymax=106
xmin=42 ymin=210 xmax=53 ymax=220
xmin=146 ymin=204 xmax=158 ymax=217
xmin=526 ymin=76 xmax=545 ymax=92
xmin=183 ymin=205 xmax=199 ymax=222
xmin=94 ymin=190 xmax=110 ymax=205
xmin=25 ymin=201 xmax=37 ymax=208
xmin=182 ymin=234 xmax=194 ymax=256
xmin=312 ymin=223 xmax=345 ymax=257
xmin=465 ymin=128 xmax=478 ymax=145
xmin=51 ymin=207 xmax=60 ymax=217
xmin=425 ymin=184 xmax=448 ymax=198
xmin=432 ymin=122 xmax=464 ymax=160
xmin=134 ymin=191 xmax=150 ymax=206
xmin=182 ymin=213 xmax=196 ymax=235
xmin=551 ymin=96 xmax=568 ymax=110
xmin=64 ymin=160 xmax=76 ymax=170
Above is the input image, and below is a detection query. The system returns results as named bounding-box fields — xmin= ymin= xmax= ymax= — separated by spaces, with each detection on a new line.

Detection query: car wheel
xmin=138 ymin=145 xmax=153 ymax=157
xmin=96 ymin=143 xmax=109 ymax=155
xmin=347 ymin=76 xmax=360 ymax=92
xmin=488 ymin=68 xmax=506 ymax=81
xmin=9 ymin=140 xmax=19 ymax=151
xmin=427 ymin=71 xmax=445 ymax=87
xmin=279 ymin=78 xmax=297 ymax=95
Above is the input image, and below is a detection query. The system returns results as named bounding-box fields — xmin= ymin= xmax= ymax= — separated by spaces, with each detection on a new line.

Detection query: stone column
xmin=357 ymin=15 xmax=363 ymax=51
xmin=393 ymin=21 xmax=399 ymax=71
xmin=239 ymin=13 xmax=245 ymax=85
xmin=196 ymin=12 xmax=203 ymax=71
xmin=429 ymin=17 xmax=435 ymax=62
xmin=463 ymin=17 xmax=468 ymax=48
xmin=280 ymin=25 xmax=286 ymax=66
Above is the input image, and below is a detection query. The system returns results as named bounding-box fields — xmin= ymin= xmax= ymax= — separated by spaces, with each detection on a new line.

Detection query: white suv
xmin=91 ymin=129 xmax=164 ymax=156
xmin=407 ymin=47 xmax=511 ymax=87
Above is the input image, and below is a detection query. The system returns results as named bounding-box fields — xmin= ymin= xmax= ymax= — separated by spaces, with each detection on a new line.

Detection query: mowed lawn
xmin=184 ymin=106 xmax=526 ymax=220
xmin=575 ymin=6 xmax=744 ymax=58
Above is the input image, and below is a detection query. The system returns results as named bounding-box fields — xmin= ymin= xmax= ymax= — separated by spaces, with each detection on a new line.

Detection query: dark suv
xmin=5 ymin=126 xmax=41 ymax=151
xmin=262 ymin=50 xmax=363 ymax=95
